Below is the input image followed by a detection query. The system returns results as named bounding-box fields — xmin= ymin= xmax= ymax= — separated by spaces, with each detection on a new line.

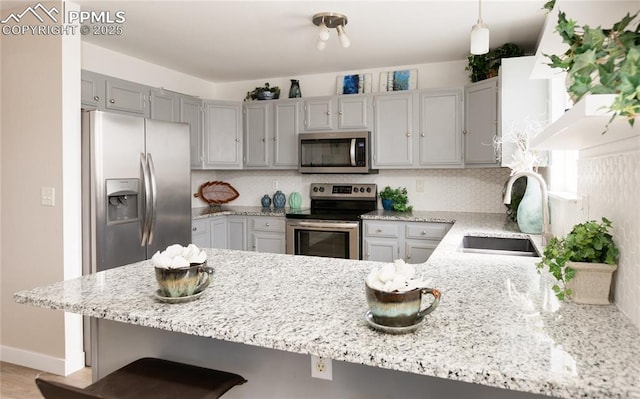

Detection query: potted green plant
xmin=466 ymin=43 xmax=524 ymax=82
xmin=544 ymin=10 xmax=639 ymax=128
xmin=536 ymin=217 xmax=619 ymax=304
xmin=379 ymin=186 xmax=413 ymax=213
xmin=245 ymin=82 xmax=280 ymax=101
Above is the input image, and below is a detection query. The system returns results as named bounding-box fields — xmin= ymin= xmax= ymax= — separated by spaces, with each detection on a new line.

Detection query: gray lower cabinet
xmin=191 ymin=216 xmax=227 ymax=249
xmin=249 ymin=216 xmax=285 ymax=254
xmin=362 ymin=220 xmax=451 ymax=264
xmin=464 ymin=77 xmax=500 ymax=167
xmin=227 ymin=216 xmax=248 ymax=251
xmin=202 ymin=100 xmax=243 ymax=169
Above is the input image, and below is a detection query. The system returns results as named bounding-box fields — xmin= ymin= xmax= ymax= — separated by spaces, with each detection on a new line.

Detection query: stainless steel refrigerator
xmin=82 ymin=110 xmax=191 ymax=274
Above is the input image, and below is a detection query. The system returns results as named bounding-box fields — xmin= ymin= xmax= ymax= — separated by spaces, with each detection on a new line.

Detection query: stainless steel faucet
xmin=503 ymin=171 xmax=552 ymax=246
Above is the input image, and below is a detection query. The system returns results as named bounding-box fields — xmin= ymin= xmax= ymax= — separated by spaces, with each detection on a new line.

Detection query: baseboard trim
xmin=0 ymin=345 xmax=83 ymax=376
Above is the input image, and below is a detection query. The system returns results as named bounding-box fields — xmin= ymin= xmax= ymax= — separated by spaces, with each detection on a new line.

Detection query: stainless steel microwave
xmin=298 ymin=131 xmax=377 ymax=174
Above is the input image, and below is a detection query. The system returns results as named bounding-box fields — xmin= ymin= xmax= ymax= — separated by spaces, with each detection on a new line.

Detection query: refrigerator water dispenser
xmin=106 ymin=179 xmax=139 ymax=223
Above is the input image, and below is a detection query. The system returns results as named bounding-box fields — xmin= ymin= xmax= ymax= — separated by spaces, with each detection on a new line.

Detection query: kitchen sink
xmin=461 ymin=236 xmax=540 ymax=257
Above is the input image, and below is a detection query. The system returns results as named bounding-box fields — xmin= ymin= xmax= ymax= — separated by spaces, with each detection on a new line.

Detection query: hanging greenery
xmin=466 ymin=43 xmax=524 ymax=82
xmin=544 ymin=10 xmax=640 ymax=128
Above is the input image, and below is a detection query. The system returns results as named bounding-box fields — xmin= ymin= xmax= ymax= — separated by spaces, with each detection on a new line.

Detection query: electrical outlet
xmin=416 ymin=179 xmax=425 ymax=193
xmin=41 ymin=186 xmax=55 ymax=207
xmin=272 ymin=179 xmax=278 ymax=190
xmin=311 ymin=355 xmax=332 ymax=380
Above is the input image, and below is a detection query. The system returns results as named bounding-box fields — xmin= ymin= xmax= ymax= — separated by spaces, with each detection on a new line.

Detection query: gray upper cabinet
xmin=464 ymin=77 xmax=500 ymax=167
xmin=81 ymin=70 xmax=104 ymax=109
xmin=150 ymin=88 xmax=178 ymax=122
xmin=105 ymin=77 xmax=149 ymax=117
xmin=243 ymin=102 xmax=271 ymax=168
xmin=418 ymin=88 xmax=463 ymax=168
xmin=243 ymin=99 xmax=299 ymax=169
xmin=372 ymin=91 xmax=416 ymax=168
xmin=301 ymin=95 xmax=369 ymax=132
xmin=302 ymin=97 xmax=333 ymax=131
xmin=179 ymin=95 xmax=203 ymax=169
xmin=202 ymin=100 xmax=243 ymax=169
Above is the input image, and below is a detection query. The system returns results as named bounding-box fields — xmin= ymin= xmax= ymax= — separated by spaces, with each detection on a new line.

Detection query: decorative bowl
xmin=154 ymin=262 xmax=212 ymax=298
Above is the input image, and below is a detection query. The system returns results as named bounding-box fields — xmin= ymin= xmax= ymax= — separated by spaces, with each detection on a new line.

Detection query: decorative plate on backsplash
xmin=194 ymin=181 xmax=239 ymax=205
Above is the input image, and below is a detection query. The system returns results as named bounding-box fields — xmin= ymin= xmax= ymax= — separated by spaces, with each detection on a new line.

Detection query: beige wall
xmin=1 ymin=1 xmax=83 ymax=374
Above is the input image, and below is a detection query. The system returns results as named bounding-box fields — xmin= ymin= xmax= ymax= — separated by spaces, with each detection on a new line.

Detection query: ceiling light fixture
xmin=470 ymin=0 xmax=489 ymax=55
xmin=312 ymin=12 xmax=350 ymax=50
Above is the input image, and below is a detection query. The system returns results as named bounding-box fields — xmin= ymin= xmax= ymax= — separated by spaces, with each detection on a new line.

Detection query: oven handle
xmin=350 ymin=138 xmax=356 ymax=167
xmin=287 ymin=220 xmax=359 ymax=230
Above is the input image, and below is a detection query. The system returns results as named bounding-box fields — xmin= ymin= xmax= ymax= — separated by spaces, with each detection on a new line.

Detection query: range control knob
xmin=360 ymin=187 xmax=365 ymax=193
xmin=319 ymin=186 xmax=325 ymax=192
xmin=313 ymin=187 xmax=318 ymax=192
xmin=353 ymin=186 xmax=358 ymax=193
xmin=366 ymin=187 xmax=372 ymax=193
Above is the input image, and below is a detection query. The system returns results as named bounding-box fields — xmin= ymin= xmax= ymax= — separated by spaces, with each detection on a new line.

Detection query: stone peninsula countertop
xmin=15 ymin=212 xmax=640 ymax=399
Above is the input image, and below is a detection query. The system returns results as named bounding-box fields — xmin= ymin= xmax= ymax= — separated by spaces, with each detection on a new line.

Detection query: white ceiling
xmin=67 ymin=0 xmax=555 ymax=82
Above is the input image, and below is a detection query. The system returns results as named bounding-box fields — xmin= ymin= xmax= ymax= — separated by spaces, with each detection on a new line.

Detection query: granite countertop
xmin=192 ymin=205 xmax=291 ymax=219
xmin=14 ymin=213 xmax=640 ymax=398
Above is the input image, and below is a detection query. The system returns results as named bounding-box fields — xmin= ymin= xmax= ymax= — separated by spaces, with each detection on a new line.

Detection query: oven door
xmin=286 ymin=219 xmax=360 ymax=260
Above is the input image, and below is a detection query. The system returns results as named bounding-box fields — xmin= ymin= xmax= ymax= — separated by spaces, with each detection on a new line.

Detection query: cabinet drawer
xmin=405 ymin=223 xmax=449 ymax=240
xmin=364 ymin=222 xmax=400 ymax=238
xmin=251 ymin=217 xmax=285 ymax=232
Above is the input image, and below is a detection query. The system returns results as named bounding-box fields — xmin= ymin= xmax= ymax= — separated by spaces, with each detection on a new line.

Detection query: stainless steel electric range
xmin=285 ymin=183 xmax=377 ymax=260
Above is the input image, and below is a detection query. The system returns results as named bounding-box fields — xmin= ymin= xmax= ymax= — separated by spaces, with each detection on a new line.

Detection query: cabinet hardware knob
xmin=262 ymin=138 xmax=266 ymax=142
xmin=93 ymin=96 xmax=99 ymax=101
xmin=407 ymin=255 xmax=412 ymax=259
xmin=421 ymin=133 xmax=425 ymax=137
xmin=366 ymin=252 xmax=370 ymax=258
xmin=339 ymin=111 xmax=343 ymax=115
xmin=235 ymin=138 xmax=240 ymax=142
xmin=421 ymin=231 xmax=426 ymax=235
xmin=266 ymin=223 xmax=270 ymax=227
xmin=463 ymin=129 xmax=467 ymax=135
xmin=109 ymin=99 xmax=115 ymax=104
xmin=326 ymin=112 xmax=331 ymax=115
xmin=192 ymin=227 xmax=197 ymax=231
xmin=406 ymin=133 xmax=411 ymax=137
xmin=376 ymin=228 xmax=382 ymax=233
xmin=273 ymin=137 xmax=278 ymax=141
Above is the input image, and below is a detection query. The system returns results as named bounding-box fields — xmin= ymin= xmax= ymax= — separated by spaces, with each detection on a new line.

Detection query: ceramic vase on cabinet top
xmin=289 ymin=80 xmax=301 ymax=98
xmin=516 ymin=175 xmax=542 ymax=233
xmin=273 ymin=191 xmax=286 ymax=208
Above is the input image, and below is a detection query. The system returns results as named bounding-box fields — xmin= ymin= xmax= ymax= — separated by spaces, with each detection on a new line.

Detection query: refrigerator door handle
xmin=147 ymin=153 xmax=159 ymax=245
xmin=140 ymin=152 xmax=152 ymax=246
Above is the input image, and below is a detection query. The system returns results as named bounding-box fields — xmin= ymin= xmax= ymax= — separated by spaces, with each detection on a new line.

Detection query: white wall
xmin=0 ymin=1 xmax=83 ymax=375
xmin=81 ymin=42 xmax=218 ymax=99
xmin=192 ymin=168 xmax=512 ymax=214
xmin=215 ymin=60 xmax=469 ymax=101
xmin=577 ymin=140 xmax=640 ymax=329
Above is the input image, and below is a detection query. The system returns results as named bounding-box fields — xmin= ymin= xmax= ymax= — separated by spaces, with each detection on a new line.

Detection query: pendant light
xmin=470 ymin=0 xmax=489 ymax=55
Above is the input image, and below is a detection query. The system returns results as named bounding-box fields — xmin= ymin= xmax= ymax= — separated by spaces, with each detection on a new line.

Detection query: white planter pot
xmin=565 ymin=261 xmax=617 ymax=305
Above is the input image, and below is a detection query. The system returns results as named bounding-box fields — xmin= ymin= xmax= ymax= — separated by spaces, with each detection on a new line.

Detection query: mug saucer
xmin=154 ymin=289 xmax=205 ymax=304
xmin=364 ymin=311 xmax=424 ymax=334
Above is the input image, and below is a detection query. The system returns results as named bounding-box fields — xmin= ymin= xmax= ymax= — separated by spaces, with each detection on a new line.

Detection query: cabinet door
xmin=202 ymin=101 xmax=243 ymax=169
xmin=363 ymin=239 xmax=399 ymax=262
xmin=419 ymin=89 xmax=463 ymax=167
xmin=191 ymin=219 xmax=211 ymax=248
xmin=273 ymin=100 xmax=300 ymax=168
xmin=243 ymin=102 xmax=270 ymax=167
xmin=338 ymin=95 xmax=369 ymax=129
xmin=404 ymin=240 xmax=438 ymax=264
xmin=150 ymin=89 xmax=178 ymax=122
xmin=105 ymin=77 xmax=149 ymax=117
xmin=464 ymin=78 xmax=499 ymax=166
xmin=210 ymin=217 xmax=228 ymax=249
xmin=227 ymin=216 xmax=247 ymax=251
xmin=303 ymin=97 xmax=333 ymax=131
xmin=179 ymin=95 xmax=203 ymax=169
xmin=251 ymin=232 xmax=285 ymax=254
xmin=373 ymin=92 xmax=415 ymax=168
xmin=81 ymin=70 xmax=104 ymax=109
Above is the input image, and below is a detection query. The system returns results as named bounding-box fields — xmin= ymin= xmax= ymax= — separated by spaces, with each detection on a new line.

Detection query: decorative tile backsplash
xmin=192 ymin=168 xmax=513 ymax=214
xmin=578 ymin=150 xmax=640 ymax=329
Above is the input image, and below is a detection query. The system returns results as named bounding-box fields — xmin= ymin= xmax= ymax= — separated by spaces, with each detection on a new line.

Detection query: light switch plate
xmin=41 ymin=186 xmax=55 ymax=207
